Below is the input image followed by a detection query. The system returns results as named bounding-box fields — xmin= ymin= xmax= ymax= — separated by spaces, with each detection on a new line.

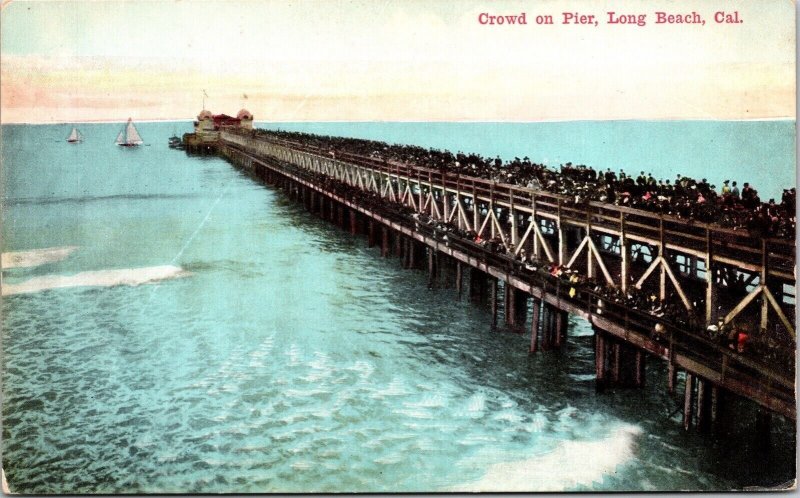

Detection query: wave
xmin=5 ymin=192 xmax=202 ymax=207
xmin=2 ymin=265 xmax=190 ymax=296
xmin=455 ymin=425 xmax=643 ymax=492
xmin=1 ymin=246 xmax=78 ymax=269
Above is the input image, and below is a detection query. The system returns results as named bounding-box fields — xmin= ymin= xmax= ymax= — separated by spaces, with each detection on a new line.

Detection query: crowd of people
xmin=270 ymin=156 xmax=792 ymax=369
xmin=255 ymin=128 xmax=796 ymax=240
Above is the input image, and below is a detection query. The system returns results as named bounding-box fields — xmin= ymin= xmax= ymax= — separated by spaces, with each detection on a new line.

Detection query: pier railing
xmin=218 ymin=128 xmax=796 ymax=418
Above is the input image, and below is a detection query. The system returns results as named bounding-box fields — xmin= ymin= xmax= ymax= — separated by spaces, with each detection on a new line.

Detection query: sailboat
xmin=66 ymin=127 xmax=83 ymax=143
xmin=115 ymin=118 xmax=144 ymax=147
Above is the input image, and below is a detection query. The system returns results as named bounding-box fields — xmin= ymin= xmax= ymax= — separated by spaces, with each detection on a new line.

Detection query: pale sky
xmin=0 ymin=0 xmax=795 ymax=123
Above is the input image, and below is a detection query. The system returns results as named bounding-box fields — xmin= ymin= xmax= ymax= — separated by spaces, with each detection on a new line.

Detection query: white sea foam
xmin=2 ymin=265 xmax=190 ymax=296
xmin=456 ymin=425 xmax=643 ymax=492
xmin=1 ymin=246 xmax=78 ymax=269
xmin=463 ymin=393 xmax=486 ymax=417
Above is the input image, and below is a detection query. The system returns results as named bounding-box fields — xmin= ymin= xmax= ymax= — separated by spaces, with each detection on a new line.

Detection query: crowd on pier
xmin=282 ymin=157 xmax=792 ymax=370
xmin=255 ymin=129 xmax=796 ymax=240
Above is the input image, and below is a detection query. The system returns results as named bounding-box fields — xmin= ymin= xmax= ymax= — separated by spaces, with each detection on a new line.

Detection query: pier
xmin=206 ymin=127 xmax=794 ymax=430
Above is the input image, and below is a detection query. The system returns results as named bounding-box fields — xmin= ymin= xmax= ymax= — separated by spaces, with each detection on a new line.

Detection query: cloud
xmin=0 ymin=0 xmax=795 ymax=123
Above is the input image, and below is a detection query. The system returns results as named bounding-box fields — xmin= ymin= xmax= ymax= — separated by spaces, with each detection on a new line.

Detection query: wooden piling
xmin=611 ymin=343 xmax=621 ymax=384
xmin=456 ymin=261 xmax=463 ymax=299
xmin=683 ymin=373 xmax=695 ymax=431
xmin=667 ymin=361 xmax=677 ymax=394
xmin=595 ymin=330 xmax=606 ymax=389
xmin=349 ymin=210 xmax=358 ymax=235
xmin=543 ymin=305 xmax=554 ymax=350
xmin=554 ymin=310 xmax=566 ymax=347
xmin=428 ymin=248 xmax=436 ymax=288
xmin=505 ymin=284 xmax=515 ymax=328
xmin=529 ymin=297 xmax=540 ymax=353
xmin=491 ymin=278 xmax=498 ymax=329
xmin=381 ymin=227 xmax=389 ymax=257
xmin=634 ymin=350 xmax=645 ymax=387
xmin=514 ymin=290 xmax=529 ymax=329
xmin=697 ymin=378 xmax=712 ymax=433
xmin=368 ymin=220 xmax=376 ymax=247
xmin=711 ymin=386 xmax=721 ymax=430
xmin=394 ymin=231 xmax=402 ymax=257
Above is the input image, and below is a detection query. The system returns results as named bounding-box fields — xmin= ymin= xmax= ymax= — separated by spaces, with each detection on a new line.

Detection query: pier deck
xmin=214 ymin=129 xmax=795 ymax=425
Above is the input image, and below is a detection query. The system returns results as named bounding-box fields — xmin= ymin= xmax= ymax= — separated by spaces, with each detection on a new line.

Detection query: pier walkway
xmin=215 ymin=128 xmax=796 ymax=428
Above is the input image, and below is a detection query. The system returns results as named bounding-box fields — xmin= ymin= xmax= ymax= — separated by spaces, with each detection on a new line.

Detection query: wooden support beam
xmin=368 ymin=220 xmax=376 ymax=247
xmin=661 ymin=258 xmax=693 ymax=311
xmin=760 ymin=238 xmax=769 ymax=332
xmin=554 ymin=310 xmax=565 ymax=347
xmin=394 ymin=231 xmax=402 ymax=257
xmin=428 ymin=248 xmax=436 ymax=288
xmin=456 ymin=261 xmax=463 ymax=299
xmin=381 ymin=226 xmax=389 ymax=257
xmin=595 ymin=330 xmax=606 ymax=389
xmin=491 ymin=278 xmax=498 ymax=329
xmin=697 ymin=378 xmax=712 ymax=433
xmin=621 ymin=214 xmax=629 ymax=293
xmin=472 ymin=183 xmax=480 ymax=234
xmin=532 ymin=221 xmax=556 ymax=262
xmin=711 ymin=386 xmax=721 ymax=430
xmin=667 ymin=361 xmax=677 ymax=394
xmin=683 ymin=373 xmax=695 ymax=431
xmin=510 ymin=205 xmax=519 ymax=246
xmin=705 ymin=229 xmax=717 ymax=325
xmin=634 ymin=350 xmax=645 ymax=387
xmin=541 ymin=305 xmax=551 ymax=350
xmin=530 ymin=297 xmax=540 ymax=353
xmin=476 ymin=210 xmax=491 ymax=239
xmin=635 ymin=256 xmax=661 ymax=289
xmin=723 ymin=285 xmax=763 ymax=325
xmin=763 ymin=287 xmax=796 ymax=337
xmin=350 ymin=210 xmax=358 ymax=235
xmin=513 ymin=221 xmax=535 ymax=256
xmin=489 ymin=209 xmax=507 ymax=246
xmin=505 ymin=283 xmax=513 ymax=327
xmin=588 ymin=238 xmax=615 ymax=287
xmin=565 ymin=236 xmax=589 ymax=269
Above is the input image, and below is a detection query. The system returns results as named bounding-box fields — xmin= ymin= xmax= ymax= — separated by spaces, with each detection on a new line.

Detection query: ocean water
xmin=1 ymin=121 xmax=795 ymax=493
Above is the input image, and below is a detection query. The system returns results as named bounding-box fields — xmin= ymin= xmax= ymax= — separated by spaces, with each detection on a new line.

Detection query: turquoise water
xmin=1 ymin=122 xmax=795 ymax=493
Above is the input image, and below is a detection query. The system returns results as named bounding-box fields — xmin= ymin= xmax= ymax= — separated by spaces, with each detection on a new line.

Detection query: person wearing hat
xmin=721 ymin=180 xmax=731 ymax=195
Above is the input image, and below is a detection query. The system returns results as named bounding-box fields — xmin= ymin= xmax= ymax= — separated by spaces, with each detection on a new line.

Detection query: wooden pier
xmin=212 ymin=129 xmax=795 ymax=430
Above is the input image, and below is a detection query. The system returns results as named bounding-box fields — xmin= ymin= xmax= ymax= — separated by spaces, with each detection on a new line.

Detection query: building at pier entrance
xmin=194 ymin=108 xmax=253 ymax=140
xmin=185 ymin=109 xmax=254 ymax=152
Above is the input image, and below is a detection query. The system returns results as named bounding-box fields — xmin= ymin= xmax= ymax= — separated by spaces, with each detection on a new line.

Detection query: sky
xmin=0 ymin=0 xmax=795 ymax=123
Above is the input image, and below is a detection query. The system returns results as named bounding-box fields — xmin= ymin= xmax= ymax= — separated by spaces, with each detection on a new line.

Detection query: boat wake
xmin=1 ymin=246 xmax=79 ymax=269
xmin=455 ymin=424 xmax=643 ymax=492
xmin=2 ymin=265 xmax=190 ymax=296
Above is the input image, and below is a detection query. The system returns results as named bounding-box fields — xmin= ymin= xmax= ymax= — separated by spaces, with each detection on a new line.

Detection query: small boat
xmin=66 ymin=127 xmax=83 ymax=143
xmin=168 ymin=135 xmax=183 ymax=149
xmin=116 ymin=118 xmax=144 ymax=147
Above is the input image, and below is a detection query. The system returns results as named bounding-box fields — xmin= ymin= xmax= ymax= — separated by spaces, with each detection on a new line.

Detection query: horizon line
xmin=1 ymin=116 xmax=796 ymax=126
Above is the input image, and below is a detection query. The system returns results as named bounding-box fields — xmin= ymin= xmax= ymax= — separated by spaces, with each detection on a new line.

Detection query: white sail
xmin=67 ymin=127 xmax=82 ymax=142
xmin=125 ymin=119 xmax=143 ymax=145
xmin=115 ymin=130 xmax=125 ymax=144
